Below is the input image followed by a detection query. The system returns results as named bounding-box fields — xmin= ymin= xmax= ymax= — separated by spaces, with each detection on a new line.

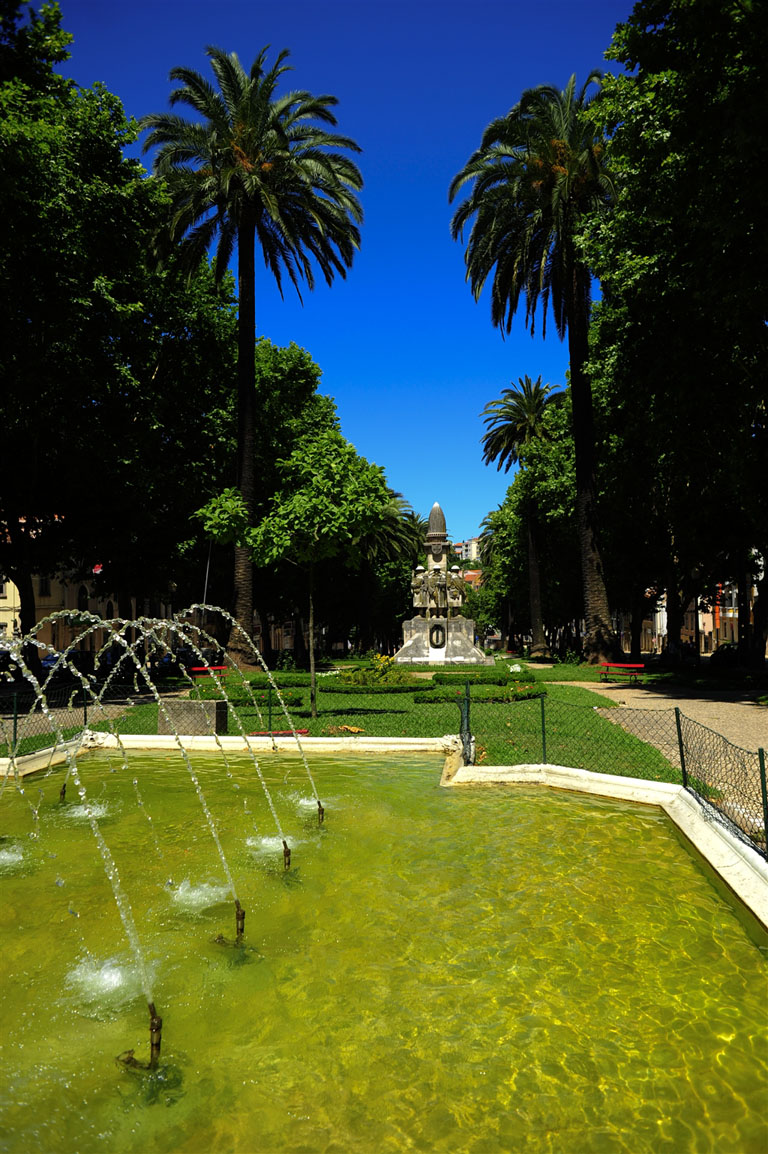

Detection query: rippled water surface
xmin=1 ymin=752 xmax=766 ymax=1153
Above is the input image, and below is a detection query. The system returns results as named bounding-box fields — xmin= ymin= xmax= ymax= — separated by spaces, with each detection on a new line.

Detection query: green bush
xmin=432 ymin=671 xmax=510 ymax=686
xmin=191 ymin=684 xmax=303 ymax=707
xmin=242 ymin=672 xmax=313 ymax=687
xmin=316 ymin=682 xmax=419 ymax=695
xmin=339 ymin=655 xmax=421 ymax=687
xmin=414 ymin=685 xmax=542 ymax=704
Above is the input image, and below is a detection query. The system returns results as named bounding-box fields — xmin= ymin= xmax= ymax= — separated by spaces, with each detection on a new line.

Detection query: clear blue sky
xmin=59 ymin=0 xmax=632 ymax=543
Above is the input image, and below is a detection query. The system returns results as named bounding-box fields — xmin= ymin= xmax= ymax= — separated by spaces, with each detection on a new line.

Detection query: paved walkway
xmin=556 ymin=678 xmax=768 ymax=752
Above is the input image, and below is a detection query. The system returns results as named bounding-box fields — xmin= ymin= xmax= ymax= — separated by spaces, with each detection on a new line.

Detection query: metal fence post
xmin=268 ymin=684 xmax=273 ymax=733
xmin=675 ymin=707 xmax=688 ymax=788
xmin=540 ymin=694 xmax=547 ymax=765
xmin=758 ymin=749 xmax=768 ymax=848
xmin=82 ymin=684 xmax=88 ymax=729
xmin=460 ymin=682 xmax=473 ymax=765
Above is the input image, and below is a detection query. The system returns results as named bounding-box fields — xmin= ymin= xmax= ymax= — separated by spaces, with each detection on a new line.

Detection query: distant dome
xmin=426 ymin=502 xmax=446 ymax=539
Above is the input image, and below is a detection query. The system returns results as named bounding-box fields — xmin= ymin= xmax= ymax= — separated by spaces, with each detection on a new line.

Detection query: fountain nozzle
xmin=282 ymin=839 xmax=291 ymax=870
xmin=148 ymin=1002 xmax=163 ymax=1068
xmin=235 ymin=898 xmax=245 ymax=940
xmin=59 ymin=782 xmax=66 ymax=802
xmin=317 ymin=801 xmax=325 ymax=826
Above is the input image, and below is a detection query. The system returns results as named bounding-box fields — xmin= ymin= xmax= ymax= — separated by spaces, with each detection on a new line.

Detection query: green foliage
xmin=480 ymin=376 xmax=563 ymax=472
xmin=0 ymin=48 xmax=238 ymax=625
xmin=244 ymin=672 xmax=312 ymax=687
xmin=414 ymin=684 xmax=542 ymax=704
xmin=0 ymin=0 xmax=72 ymax=88
xmin=191 ymin=683 xmax=303 ymax=708
xmin=431 ymin=670 xmax=511 ymax=686
xmin=316 ymin=682 xmax=419 ymax=696
xmin=583 ymin=0 xmax=768 ymax=658
xmin=195 ymin=489 xmax=251 ymax=547
xmin=478 ymin=398 xmax=580 ymax=646
xmin=249 ymin=431 xmax=394 ymax=569
xmin=338 ymin=654 xmax=419 ymax=687
xmin=140 ymin=45 xmax=363 ymax=294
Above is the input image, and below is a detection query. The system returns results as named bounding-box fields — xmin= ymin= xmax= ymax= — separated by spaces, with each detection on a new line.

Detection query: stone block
xmin=158 ymin=698 xmax=229 ymax=736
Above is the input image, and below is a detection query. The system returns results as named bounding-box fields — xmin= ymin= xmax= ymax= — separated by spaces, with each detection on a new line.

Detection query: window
xmin=0 ymin=576 xmax=5 ymax=599
xmin=39 ymin=576 xmax=51 ymax=598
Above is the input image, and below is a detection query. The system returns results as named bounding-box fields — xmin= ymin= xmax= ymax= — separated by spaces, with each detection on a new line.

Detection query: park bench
xmin=599 ymin=662 xmax=644 ymax=684
xmin=189 ymin=665 xmax=229 ymax=681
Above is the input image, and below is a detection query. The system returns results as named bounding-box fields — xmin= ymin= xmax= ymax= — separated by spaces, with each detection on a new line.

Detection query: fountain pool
xmin=1 ymin=751 xmax=767 ymax=1153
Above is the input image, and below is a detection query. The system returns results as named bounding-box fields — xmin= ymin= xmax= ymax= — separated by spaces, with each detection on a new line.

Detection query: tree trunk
xmin=629 ymin=590 xmax=644 ymax=663
xmin=568 ymin=260 xmax=617 ymax=663
xmin=736 ymin=556 xmax=751 ymax=664
xmin=308 ymin=566 xmax=317 ymax=719
xmin=748 ymin=573 xmax=768 ymax=670
xmin=664 ymin=575 xmax=683 ymax=662
xmin=526 ymin=509 xmax=547 ymax=657
xmin=5 ymin=563 xmax=41 ymax=680
xmin=229 ymin=214 xmax=257 ymax=668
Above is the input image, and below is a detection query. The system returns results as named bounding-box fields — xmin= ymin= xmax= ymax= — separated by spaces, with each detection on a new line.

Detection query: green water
xmin=1 ymin=752 xmax=766 ymax=1153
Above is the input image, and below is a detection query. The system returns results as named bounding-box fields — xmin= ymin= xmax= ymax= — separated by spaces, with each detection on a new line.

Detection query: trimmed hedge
xmin=414 ymin=685 xmax=543 ymax=704
xmin=314 ymin=682 xmax=421 ymax=695
xmin=243 ymin=673 xmax=314 ymax=687
xmin=191 ymin=685 xmax=303 ymax=708
xmin=432 ymin=671 xmax=511 ymax=686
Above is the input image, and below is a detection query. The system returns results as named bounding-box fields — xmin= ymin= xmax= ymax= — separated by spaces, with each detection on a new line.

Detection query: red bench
xmin=189 ymin=665 xmax=228 ymax=680
xmin=599 ymin=662 xmax=644 ymax=684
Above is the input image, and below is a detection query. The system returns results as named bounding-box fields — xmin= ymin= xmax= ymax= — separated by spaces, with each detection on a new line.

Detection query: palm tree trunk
xmin=526 ymin=506 xmax=547 ymax=657
xmin=568 ymin=262 xmax=616 ymax=663
xmin=308 ymin=564 xmax=318 ymax=719
xmin=230 ymin=215 xmax=257 ymax=666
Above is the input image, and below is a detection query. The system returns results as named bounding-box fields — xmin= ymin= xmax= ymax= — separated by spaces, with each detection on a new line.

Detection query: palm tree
xmin=140 ymin=46 xmax=363 ymax=663
xmin=481 ymin=375 xmax=559 ymax=656
xmin=450 ymin=73 xmax=616 ymax=661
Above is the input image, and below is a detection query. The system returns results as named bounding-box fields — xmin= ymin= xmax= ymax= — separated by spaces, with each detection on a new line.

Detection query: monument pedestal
xmin=394 ymin=615 xmax=493 ymax=665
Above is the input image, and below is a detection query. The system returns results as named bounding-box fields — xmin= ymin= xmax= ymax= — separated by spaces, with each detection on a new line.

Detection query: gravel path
xmin=556 ymin=678 xmax=768 ymax=752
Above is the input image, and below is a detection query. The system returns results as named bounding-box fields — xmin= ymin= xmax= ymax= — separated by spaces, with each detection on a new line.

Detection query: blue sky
xmin=59 ymin=0 xmax=632 ymax=543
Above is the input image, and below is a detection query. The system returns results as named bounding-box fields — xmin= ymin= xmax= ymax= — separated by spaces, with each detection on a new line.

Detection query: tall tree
xmin=480 ymin=375 xmax=561 ymax=656
xmin=140 ymin=46 xmax=363 ymax=664
xmin=450 ymin=74 xmax=617 ymax=661
xmin=585 ymin=0 xmax=768 ymax=665
xmin=0 ymin=6 xmax=239 ymax=639
xmin=247 ymin=431 xmax=395 ymax=715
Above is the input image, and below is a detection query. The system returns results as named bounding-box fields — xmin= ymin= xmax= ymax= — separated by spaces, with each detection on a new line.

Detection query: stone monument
xmin=394 ymin=502 xmax=493 ymax=665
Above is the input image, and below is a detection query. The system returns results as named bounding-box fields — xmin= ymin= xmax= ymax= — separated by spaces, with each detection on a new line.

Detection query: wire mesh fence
xmin=0 ymin=683 xmax=159 ymax=758
xmin=675 ymin=711 xmax=768 ymax=858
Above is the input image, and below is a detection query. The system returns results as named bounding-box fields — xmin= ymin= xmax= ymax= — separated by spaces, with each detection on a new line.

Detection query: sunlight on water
xmin=61 ymin=801 xmax=110 ymax=821
xmin=0 ymin=842 xmax=24 ymax=869
xmin=1 ymin=752 xmax=767 ymax=1154
xmin=168 ymin=879 xmax=230 ymax=912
